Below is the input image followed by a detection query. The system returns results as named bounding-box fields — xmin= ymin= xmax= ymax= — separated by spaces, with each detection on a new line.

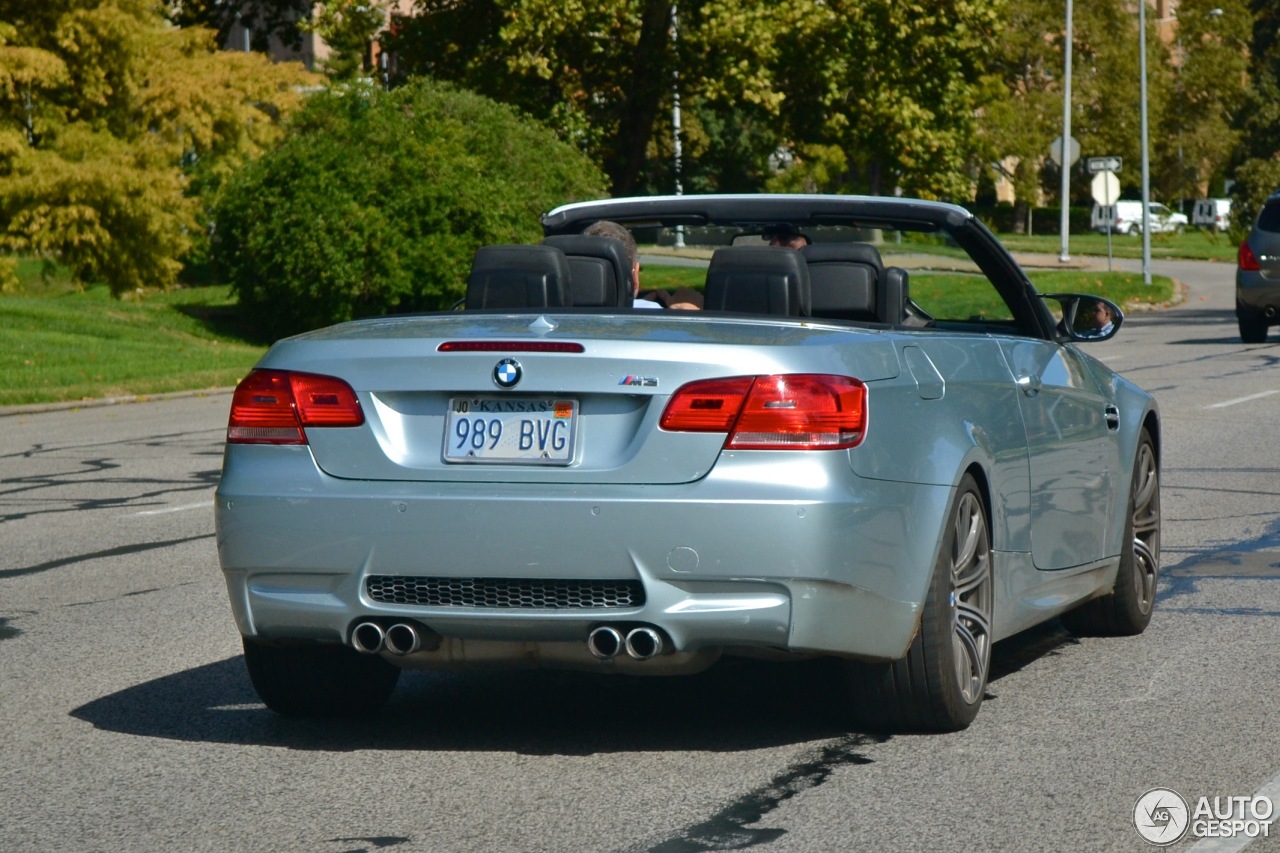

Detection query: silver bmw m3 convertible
xmin=215 ymin=194 xmax=1161 ymax=731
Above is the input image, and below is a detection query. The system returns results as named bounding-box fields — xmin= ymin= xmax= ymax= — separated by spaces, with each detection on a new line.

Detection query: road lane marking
xmin=1204 ymin=390 xmax=1280 ymax=410
xmin=131 ymin=500 xmax=213 ymax=517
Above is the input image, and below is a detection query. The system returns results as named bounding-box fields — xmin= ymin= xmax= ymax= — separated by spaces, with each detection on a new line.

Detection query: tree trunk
xmin=606 ymin=0 xmax=673 ymax=195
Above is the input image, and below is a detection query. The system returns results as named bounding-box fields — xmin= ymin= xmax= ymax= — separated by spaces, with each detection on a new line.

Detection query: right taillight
xmin=227 ymin=369 xmax=364 ymax=445
xmin=661 ymin=374 xmax=867 ymax=450
xmin=1239 ymin=240 xmax=1261 ymax=271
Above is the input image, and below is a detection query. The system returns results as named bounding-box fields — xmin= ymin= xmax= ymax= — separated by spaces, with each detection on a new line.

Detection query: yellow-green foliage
xmin=0 ymin=254 xmax=17 ymax=293
xmin=0 ymin=0 xmax=320 ymax=296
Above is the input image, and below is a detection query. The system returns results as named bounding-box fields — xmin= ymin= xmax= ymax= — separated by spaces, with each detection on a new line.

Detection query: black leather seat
xmin=703 ymin=247 xmax=811 ymax=316
xmin=801 ymin=243 xmax=883 ymax=322
xmin=465 ymin=245 xmax=572 ymax=309
xmin=541 ymin=235 xmax=634 ymax=307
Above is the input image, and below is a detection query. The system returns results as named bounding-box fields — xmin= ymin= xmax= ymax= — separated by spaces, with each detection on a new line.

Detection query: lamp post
xmin=671 ymin=4 xmax=685 ymax=248
xmin=1059 ymin=0 xmax=1073 ymax=263
xmin=1139 ymin=0 xmax=1152 ymax=284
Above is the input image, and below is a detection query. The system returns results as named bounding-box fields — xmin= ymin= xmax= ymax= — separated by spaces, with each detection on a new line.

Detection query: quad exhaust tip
xmin=587 ymin=626 xmax=624 ymax=660
xmin=351 ymin=622 xmax=386 ymax=654
xmin=624 ymin=627 xmax=664 ymax=661
xmin=384 ymin=623 xmax=423 ymax=656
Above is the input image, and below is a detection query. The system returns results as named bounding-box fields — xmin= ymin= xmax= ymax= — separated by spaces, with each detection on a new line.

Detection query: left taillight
xmin=227 ymin=369 xmax=364 ymax=445
xmin=1239 ymin=240 xmax=1261 ymax=272
xmin=661 ymin=374 xmax=867 ymax=450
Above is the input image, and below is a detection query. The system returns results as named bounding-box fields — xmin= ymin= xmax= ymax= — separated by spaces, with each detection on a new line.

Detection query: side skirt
xmin=992 ymin=550 xmax=1120 ymax=642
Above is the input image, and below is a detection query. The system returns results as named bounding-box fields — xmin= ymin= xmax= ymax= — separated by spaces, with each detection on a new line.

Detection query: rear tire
xmin=1061 ymin=428 xmax=1160 ymax=636
xmin=1237 ymin=305 xmax=1269 ymax=344
xmin=242 ymin=638 xmax=401 ymax=717
xmin=847 ymin=475 xmax=993 ymax=732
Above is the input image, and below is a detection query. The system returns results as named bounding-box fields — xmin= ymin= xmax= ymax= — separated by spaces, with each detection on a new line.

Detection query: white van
xmin=1092 ymin=200 xmax=1188 ymax=235
xmin=1192 ymin=198 xmax=1232 ymax=232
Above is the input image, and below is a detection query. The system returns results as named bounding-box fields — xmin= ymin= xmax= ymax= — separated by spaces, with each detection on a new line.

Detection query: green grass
xmin=642 ymin=262 xmax=1176 ymax=322
xmin=995 ymin=229 xmax=1238 ymax=262
xmin=11 ymin=256 xmax=76 ymax=295
xmin=0 ymin=285 xmax=266 ymax=407
xmin=639 ymin=266 xmax=708 ymax=292
xmin=913 ymin=270 xmax=1176 ymax=321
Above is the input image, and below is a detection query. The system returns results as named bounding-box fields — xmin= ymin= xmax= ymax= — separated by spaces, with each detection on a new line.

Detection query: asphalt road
xmin=2 ymin=256 xmax=1278 ymax=852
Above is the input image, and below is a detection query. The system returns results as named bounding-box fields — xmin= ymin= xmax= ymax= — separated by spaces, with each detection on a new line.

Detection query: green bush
xmin=1229 ymin=158 xmax=1280 ymax=239
xmin=212 ymin=79 xmax=608 ymax=340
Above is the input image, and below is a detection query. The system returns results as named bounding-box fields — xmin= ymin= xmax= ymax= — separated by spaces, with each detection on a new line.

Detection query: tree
xmin=1156 ymin=0 xmax=1250 ymax=204
xmin=979 ymin=0 xmax=1199 ymax=214
xmin=212 ymin=79 xmax=608 ymax=340
xmin=0 ymin=0 xmax=318 ymax=295
xmin=978 ymin=0 xmax=1071 ymax=226
xmin=302 ymin=0 xmax=391 ymax=81
xmin=767 ymin=0 xmax=1005 ymax=199
xmin=387 ymin=0 xmax=685 ymax=194
xmin=387 ymin=0 xmax=1005 ymax=199
xmin=164 ymin=0 xmax=313 ymax=55
xmin=1229 ymin=0 xmax=1280 ymax=232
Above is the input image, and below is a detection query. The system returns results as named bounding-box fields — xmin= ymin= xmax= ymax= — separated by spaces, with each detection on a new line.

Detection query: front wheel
xmin=847 ymin=474 xmax=993 ymax=732
xmin=1061 ymin=428 xmax=1160 ymax=636
xmin=242 ymin=638 xmax=401 ymax=717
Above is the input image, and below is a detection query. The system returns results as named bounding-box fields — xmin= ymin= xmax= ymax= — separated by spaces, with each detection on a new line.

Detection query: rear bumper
xmin=1236 ymin=271 xmax=1280 ymax=317
xmin=215 ymin=444 xmax=953 ymax=664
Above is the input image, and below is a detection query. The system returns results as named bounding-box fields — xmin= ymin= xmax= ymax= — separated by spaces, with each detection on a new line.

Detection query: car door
xmin=1000 ymin=339 xmax=1118 ymax=570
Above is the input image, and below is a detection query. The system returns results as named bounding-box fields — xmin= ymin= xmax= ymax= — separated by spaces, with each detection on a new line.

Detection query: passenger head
xmin=765 ymin=225 xmax=809 ymax=250
xmin=584 ymin=220 xmax=639 ymax=294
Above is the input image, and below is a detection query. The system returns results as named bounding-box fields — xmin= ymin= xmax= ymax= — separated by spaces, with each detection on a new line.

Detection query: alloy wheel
xmin=1130 ymin=440 xmax=1161 ymax=614
xmin=949 ymin=492 xmax=993 ymax=705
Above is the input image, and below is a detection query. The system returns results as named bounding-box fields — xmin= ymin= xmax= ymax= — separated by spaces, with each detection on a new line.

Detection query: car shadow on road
xmin=71 ymin=623 xmax=1078 ymax=754
xmin=71 ymin=654 xmax=855 ymax=754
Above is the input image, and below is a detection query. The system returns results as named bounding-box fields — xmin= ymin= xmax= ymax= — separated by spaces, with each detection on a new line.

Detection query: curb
xmin=0 ymin=387 xmax=234 ymax=418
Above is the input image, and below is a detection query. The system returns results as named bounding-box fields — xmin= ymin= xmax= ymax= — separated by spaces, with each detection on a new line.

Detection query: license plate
xmin=444 ymin=397 xmax=578 ymax=464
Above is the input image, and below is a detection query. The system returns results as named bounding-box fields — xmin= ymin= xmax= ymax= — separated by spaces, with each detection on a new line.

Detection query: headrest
xmin=878 ymin=266 xmax=910 ymax=325
xmin=465 ymin=245 xmax=572 ymax=309
xmin=542 ymin=235 xmax=633 ymax=308
xmin=801 ymin=243 xmax=884 ymax=322
xmin=801 ymin=242 xmax=883 ymax=269
xmin=703 ymin=247 xmax=811 ymax=317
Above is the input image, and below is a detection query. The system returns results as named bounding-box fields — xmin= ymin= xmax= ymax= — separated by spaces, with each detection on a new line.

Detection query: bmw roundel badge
xmin=493 ymin=358 xmax=522 ymax=388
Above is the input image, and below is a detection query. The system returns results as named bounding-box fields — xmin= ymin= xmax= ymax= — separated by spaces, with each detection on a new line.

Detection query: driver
xmin=765 ymin=225 xmax=810 ymax=249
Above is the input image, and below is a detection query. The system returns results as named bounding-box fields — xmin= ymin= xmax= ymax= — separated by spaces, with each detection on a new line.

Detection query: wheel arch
xmin=1142 ymin=409 xmax=1161 ymax=467
xmin=963 ymin=461 xmax=995 ymax=541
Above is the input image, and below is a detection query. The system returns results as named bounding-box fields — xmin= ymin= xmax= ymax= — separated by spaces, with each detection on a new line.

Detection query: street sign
xmin=1091 ymin=170 xmax=1120 ymax=206
xmin=1087 ymin=156 xmax=1123 ymax=174
xmin=1050 ymin=136 xmax=1081 ymax=167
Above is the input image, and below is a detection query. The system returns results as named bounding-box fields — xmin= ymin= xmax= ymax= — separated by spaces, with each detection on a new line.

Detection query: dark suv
xmin=1237 ymin=193 xmax=1280 ymax=343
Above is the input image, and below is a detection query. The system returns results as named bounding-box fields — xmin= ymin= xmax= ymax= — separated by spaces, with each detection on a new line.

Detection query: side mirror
xmin=1041 ymin=293 xmax=1124 ymax=342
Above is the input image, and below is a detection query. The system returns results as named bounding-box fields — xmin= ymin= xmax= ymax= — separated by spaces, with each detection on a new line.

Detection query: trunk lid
xmin=260 ymin=312 xmax=900 ymax=485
